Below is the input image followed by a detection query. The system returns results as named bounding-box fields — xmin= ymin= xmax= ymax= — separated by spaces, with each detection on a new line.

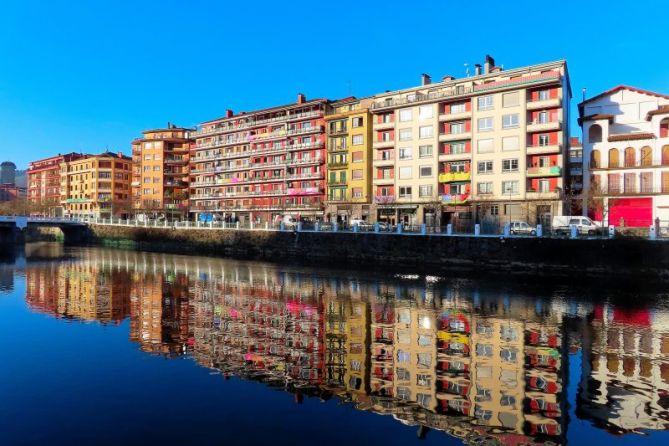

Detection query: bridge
xmin=0 ymin=216 xmax=87 ymax=244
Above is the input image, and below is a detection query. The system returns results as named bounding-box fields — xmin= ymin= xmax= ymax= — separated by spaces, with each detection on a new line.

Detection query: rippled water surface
xmin=1 ymin=243 xmax=669 ymax=445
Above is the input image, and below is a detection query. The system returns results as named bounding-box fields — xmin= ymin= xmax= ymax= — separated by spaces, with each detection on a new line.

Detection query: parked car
xmin=281 ymin=215 xmax=298 ymax=228
xmin=510 ymin=221 xmax=537 ymax=235
xmin=350 ymin=218 xmax=371 ymax=229
xmin=552 ymin=216 xmax=602 ymax=236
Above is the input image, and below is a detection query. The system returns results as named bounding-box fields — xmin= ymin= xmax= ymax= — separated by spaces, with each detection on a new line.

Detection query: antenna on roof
xmin=464 ymin=63 xmax=470 ymax=77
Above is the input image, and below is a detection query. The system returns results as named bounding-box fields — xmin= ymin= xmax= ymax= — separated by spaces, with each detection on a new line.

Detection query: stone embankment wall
xmin=80 ymin=224 xmax=669 ymax=282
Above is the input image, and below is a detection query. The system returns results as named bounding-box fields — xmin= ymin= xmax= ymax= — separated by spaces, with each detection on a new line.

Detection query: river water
xmin=1 ymin=243 xmax=669 ymax=446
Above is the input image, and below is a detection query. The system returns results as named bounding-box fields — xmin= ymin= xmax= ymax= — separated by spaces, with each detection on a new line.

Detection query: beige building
xmin=368 ymin=57 xmax=571 ymax=229
xmin=60 ymin=152 xmax=132 ymax=218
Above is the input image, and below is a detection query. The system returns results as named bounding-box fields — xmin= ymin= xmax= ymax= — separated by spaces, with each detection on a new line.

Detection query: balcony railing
xmin=327 ymin=161 xmax=348 ymax=169
xmin=439 ymin=171 xmax=471 ymax=183
xmin=596 ymin=185 xmax=669 ymax=196
xmin=440 ymin=193 xmax=470 ymax=205
xmin=527 ymin=166 xmax=561 ymax=177
xmin=371 ymin=88 xmax=474 ymax=110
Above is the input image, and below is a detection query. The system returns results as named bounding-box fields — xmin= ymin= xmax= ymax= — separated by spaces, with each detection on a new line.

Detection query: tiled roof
xmin=579 ymin=85 xmax=669 ymax=107
xmin=646 ymin=105 xmax=669 ymax=120
xmin=607 ymin=132 xmax=655 ymax=142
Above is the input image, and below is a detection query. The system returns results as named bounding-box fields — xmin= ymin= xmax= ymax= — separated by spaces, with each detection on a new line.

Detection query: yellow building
xmin=325 ymin=97 xmax=374 ymax=224
xmin=60 ymin=152 xmax=132 ymax=218
xmin=131 ymin=125 xmax=193 ymax=219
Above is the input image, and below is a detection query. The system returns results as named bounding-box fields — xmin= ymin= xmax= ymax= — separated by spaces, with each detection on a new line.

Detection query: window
xmin=399 ymin=186 xmax=412 ymax=198
xmin=502 ymin=114 xmax=519 ymax=129
xmin=490 ymin=205 xmax=499 ymax=215
xmin=539 ymin=179 xmax=550 ymax=192
xmin=503 ymin=92 xmax=519 ymax=108
xmin=478 ymin=182 xmax=493 ymax=194
xmin=399 ymin=129 xmax=412 ymax=141
xmin=352 ymin=151 xmax=363 ymax=162
xmin=419 ymin=125 xmax=433 ymax=139
xmin=476 ymin=344 xmax=493 ymax=357
xmin=397 ymin=386 xmax=411 ymax=401
xmin=502 ymin=136 xmax=519 ymax=151
xmin=478 ymin=117 xmax=493 ymax=131
xmin=538 ymin=89 xmax=550 ymax=101
xmin=352 ymin=169 xmax=363 ymax=180
xmin=352 ymin=117 xmax=363 ymax=127
xmin=416 ymin=393 xmax=431 ymax=408
xmin=450 ymin=122 xmax=465 ymax=134
xmin=352 ymin=135 xmax=363 ymax=145
xmin=416 ymin=374 xmax=432 ymax=387
xmin=478 ymin=95 xmax=493 ymax=110
xmin=449 ymin=161 xmax=467 ymax=172
xmin=477 ymin=161 xmax=493 ymax=174
xmin=502 ymin=159 xmax=519 ymax=172
xmin=500 ymin=348 xmax=518 ymax=363
xmin=399 ymin=147 xmax=412 ymax=160
xmin=419 ymin=166 xmax=432 ymax=178
xmin=399 ymin=166 xmax=412 ymax=179
xmin=417 ymin=353 xmax=432 ymax=368
xmin=450 ymin=142 xmax=466 ymax=154
xmin=502 ymin=181 xmax=519 ymax=194
xmin=537 ymin=111 xmax=548 ymax=124
xmin=397 ymin=368 xmax=410 ymax=381
xmin=539 ymin=134 xmax=550 ymax=146
xmin=450 ymin=102 xmax=466 ymax=114
xmin=352 ymin=187 xmax=362 ymax=198
xmin=419 ymin=185 xmax=433 ymax=197
xmin=419 ymin=145 xmax=433 ymax=158
xmin=477 ymin=139 xmax=493 ymax=153
xmin=399 ymin=108 xmax=412 ymax=122
xmin=588 ymin=124 xmax=602 ymax=143
xmin=419 ymin=105 xmax=433 ymax=119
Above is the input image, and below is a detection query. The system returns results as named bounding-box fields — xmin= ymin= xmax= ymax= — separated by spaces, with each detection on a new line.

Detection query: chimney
xmin=297 ymin=93 xmax=306 ymax=104
xmin=474 ymin=64 xmax=482 ymax=76
xmin=484 ymin=55 xmax=495 ymax=74
xmin=167 ymin=121 xmax=171 ymax=129
xmin=117 ymin=152 xmax=123 ymax=158
xmin=226 ymin=109 xmax=233 ymax=118
xmin=421 ymin=73 xmax=431 ymax=86
xmin=441 ymin=75 xmax=455 ymax=82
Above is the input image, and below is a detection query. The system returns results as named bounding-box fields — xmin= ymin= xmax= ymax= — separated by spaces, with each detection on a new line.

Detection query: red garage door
xmin=608 ymin=197 xmax=652 ymax=227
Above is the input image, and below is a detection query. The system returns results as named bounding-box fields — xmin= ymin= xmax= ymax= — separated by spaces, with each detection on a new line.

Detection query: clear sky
xmin=1 ymin=0 xmax=668 ymax=169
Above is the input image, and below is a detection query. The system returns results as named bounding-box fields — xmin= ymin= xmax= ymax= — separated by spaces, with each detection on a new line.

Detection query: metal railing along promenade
xmin=72 ymin=217 xmax=669 ymax=240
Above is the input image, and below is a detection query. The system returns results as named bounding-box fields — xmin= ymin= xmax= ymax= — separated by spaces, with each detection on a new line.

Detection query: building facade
xmin=1 ymin=161 xmax=16 ymax=185
xmin=324 ymin=97 xmax=375 ymax=224
xmin=579 ymin=85 xmax=669 ymax=227
xmin=189 ymin=94 xmax=328 ymax=224
xmin=60 ymin=152 xmax=132 ymax=218
xmin=368 ymin=57 xmax=570 ymax=228
xmin=27 ymin=153 xmax=85 ymax=215
xmin=131 ymin=125 xmax=193 ymax=219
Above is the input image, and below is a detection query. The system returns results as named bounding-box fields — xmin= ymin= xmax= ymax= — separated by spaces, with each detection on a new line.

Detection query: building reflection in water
xmin=21 ymin=249 xmax=669 ymax=444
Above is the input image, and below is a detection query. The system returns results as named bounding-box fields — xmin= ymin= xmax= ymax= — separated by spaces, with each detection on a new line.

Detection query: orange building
xmin=131 ymin=125 xmax=194 ymax=219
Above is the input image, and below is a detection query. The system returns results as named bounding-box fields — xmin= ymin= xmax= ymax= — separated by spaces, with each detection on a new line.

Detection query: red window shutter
xmin=465 ymin=101 xmax=471 ymax=112
xmin=531 ymin=90 xmax=539 ymax=101
xmin=550 ymin=88 xmax=559 ymax=99
xmin=465 ymin=120 xmax=471 ymax=132
xmin=465 ymin=141 xmax=471 ymax=152
xmin=550 ymin=132 xmax=558 ymax=144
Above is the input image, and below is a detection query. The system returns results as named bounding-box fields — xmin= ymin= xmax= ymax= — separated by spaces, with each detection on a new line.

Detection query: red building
xmin=189 ymin=94 xmax=328 ymax=224
xmin=27 ymin=152 xmax=85 ymax=214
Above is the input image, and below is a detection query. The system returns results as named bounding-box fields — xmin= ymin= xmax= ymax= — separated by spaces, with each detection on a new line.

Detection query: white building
xmin=579 ymin=86 xmax=669 ymax=227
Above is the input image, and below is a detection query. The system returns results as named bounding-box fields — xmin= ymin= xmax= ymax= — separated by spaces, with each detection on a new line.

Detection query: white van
xmin=552 ymin=216 xmax=601 ymax=235
xmin=282 ymin=215 xmax=298 ymax=228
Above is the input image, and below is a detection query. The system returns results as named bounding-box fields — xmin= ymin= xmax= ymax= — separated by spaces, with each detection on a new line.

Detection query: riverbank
xmin=69 ymin=224 xmax=669 ymax=283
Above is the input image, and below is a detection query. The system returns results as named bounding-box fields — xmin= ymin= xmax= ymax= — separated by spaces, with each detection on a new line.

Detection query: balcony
xmin=286 ymin=187 xmax=321 ymax=196
xmin=526 ymin=97 xmax=561 ymax=110
xmin=569 ymin=156 xmax=583 ymax=164
xmin=372 ymin=139 xmax=394 ymax=149
xmin=570 ymin=167 xmax=583 ymax=175
xmin=286 ymin=125 xmax=323 ymax=137
xmin=439 ymin=150 xmax=471 ymax=161
xmin=372 ymin=120 xmax=394 ymax=130
xmin=373 ymin=157 xmax=394 ymax=166
xmin=439 ymin=132 xmax=471 ymax=142
xmin=597 ymin=185 xmax=668 ymax=196
xmin=373 ymin=176 xmax=394 ymax=185
xmin=527 ymin=120 xmax=561 ymax=132
xmin=527 ymin=144 xmax=561 ymax=155
xmin=328 ymin=127 xmax=348 ymax=136
xmin=526 ymin=190 xmax=561 ymax=200
xmin=327 ymin=145 xmax=348 ymax=153
xmin=327 ymin=161 xmax=348 ymax=169
xmin=527 ymin=166 xmax=562 ymax=177
xmin=371 ymin=87 xmax=475 ymax=111
xmin=439 ymin=110 xmax=472 ymax=122
xmin=288 ymin=141 xmax=324 ymax=151
xmin=440 ymin=193 xmax=470 ymax=205
xmin=165 ymin=157 xmax=188 ymax=164
xmin=131 ymin=181 xmax=140 ymax=187
xmin=327 ymin=178 xmax=347 ymax=186
xmin=439 ymin=171 xmax=471 ymax=183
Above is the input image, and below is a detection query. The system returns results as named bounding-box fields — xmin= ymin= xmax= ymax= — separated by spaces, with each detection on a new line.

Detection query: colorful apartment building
xmin=27 ymin=152 xmax=85 ymax=215
xmin=189 ymin=94 xmax=328 ymax=224
xmin=368 ymin=57 xmax=571 ymax=228
xmin=324 ymin=97 xmax=375 ymax=224
xmin=567 ymin=137 xmax=584 ymax=213
xmin=579 ymin=85 xmax=669 ymax=227
xmin=60 ymin=152 xmax=132 ymax=218
xmin=131 ymin=125 xmax=194 ymax=219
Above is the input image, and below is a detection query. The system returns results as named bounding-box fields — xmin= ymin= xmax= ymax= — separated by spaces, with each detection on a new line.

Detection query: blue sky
xmin=1 ymin=0 xmax=668 ymax=169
